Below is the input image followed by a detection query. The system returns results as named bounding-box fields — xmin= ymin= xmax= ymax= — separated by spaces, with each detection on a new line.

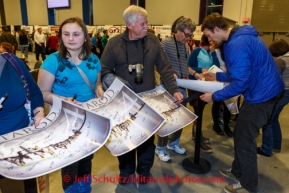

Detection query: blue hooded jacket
xmin=214 ymin=25 xmax=285 ymax=103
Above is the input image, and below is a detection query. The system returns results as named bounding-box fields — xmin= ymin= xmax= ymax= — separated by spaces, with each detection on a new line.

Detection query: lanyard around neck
xmin=173 ymin=35 xmax=187 ymax=78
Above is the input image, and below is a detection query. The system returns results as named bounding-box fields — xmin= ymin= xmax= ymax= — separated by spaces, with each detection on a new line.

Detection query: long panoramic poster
xmin=81 ymin=78 xmax=166 ymax=156
xmin=138 ymin=86 xmax=197 ymax=137
xmin=0 ymin=97 xmax=111 ymax=180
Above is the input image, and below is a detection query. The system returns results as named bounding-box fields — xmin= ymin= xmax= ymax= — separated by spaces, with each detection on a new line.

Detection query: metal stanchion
xmin=182 ymin=92 xmax=211 ymax=174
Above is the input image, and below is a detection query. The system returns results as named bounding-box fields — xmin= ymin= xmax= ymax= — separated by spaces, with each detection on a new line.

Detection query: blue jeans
xmin=261 ymin=90 xmax=289 ymax=155
xmin=156 ymin=87 xmax=186 ymax=152
xmin=232 ymin=100 xmax=275 ymax=192
xmin=20 ymin=45 xmax=29 ymax=58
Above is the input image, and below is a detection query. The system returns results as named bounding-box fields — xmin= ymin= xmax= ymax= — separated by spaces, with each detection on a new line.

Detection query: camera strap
xmin=125 ymin=38 xmax=145 ymax=66
xmin=173 ymin=35 xmax=187 ymax=79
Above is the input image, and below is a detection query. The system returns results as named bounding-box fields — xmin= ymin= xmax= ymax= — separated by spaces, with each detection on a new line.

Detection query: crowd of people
xmin=1 ymin=4 xmax=288 ymax=193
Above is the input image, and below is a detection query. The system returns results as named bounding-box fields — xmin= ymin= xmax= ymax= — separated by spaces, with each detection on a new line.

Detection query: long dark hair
xmin=58 ymin=17 xmax=91 ymax=60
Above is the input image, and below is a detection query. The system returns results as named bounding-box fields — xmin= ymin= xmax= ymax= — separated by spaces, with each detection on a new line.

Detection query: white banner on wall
xmin=34 ymin=25 xmax=49 ymax=33
xmin=106 ymin=25 xmax=122 ymax=38
xmin=151 ymin=25 xmax=172 ymax=39
xmin=193 ymin=26 xmax=203 ymax=40
xmin=49 ymin=26 xmax=60 ymax=32
xmin=20 ymin=26 xmax=33 ymax=34
xmin=86 ymin=25 xmax=96 ymax=35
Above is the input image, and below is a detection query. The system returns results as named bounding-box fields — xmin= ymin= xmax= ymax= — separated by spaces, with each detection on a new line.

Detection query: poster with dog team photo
xmin=138 ymin=85 xmax=198 ymax=137
xmin=81 ymin=78 xmax=166 ymax=156
xmin=0 ymin=97 xmax=112 ymax=180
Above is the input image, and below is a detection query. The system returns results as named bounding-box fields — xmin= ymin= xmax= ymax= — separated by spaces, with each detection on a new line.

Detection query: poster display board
xmin=49 ymin=26 xmax=60 ymax=32
xmin=151 ymin=25 xmax=172 ymax=39
xmin=34 ymin=25 xmax=49 ymax=33
xmin=20 ymin=26 xmax=33 ymax=34
xmin=193 ymin=26 xmax=203 ymax=41
xmin=86 ymin=25 xmax=96 ymax=35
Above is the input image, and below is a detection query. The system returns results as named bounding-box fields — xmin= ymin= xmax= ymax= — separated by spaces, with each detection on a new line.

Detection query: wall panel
xmin=93 ymin=0 xmax=130 ymax=25
xmin=3 ymin=0 xmax=22 ymax=25
xmin=251 ymin=0 xmax=289 ymax=32
xmin=26 ymin=0 xmax=48 ymax=25
xmin=223 ymin=0 xmax=253 ymax=25
xmin=146 ymin=0 xmax=200 ymax=25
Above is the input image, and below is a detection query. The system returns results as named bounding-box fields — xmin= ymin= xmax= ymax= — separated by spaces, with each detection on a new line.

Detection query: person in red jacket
xmin=46 ymin=31 xmax=58 ymax=54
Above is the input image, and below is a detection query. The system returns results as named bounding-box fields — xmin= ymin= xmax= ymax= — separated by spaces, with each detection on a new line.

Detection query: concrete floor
xmin=2 ymin=51 xmax=289 ymax=193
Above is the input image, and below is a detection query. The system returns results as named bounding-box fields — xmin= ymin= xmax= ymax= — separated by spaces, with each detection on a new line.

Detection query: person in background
xmin=46 ymin=31 xmax=58 ymax=54
xmin=210 ymin=43 xmax=233 ymax=138
xmin=257 ymin=39 xmax=289 ymax=157
xmin=187 ymin=34 xmax=219 ymax=153
xmin=0 ymin=26 xmax=18 ymax=55
xmin=157 ymin=33 xmax=162 ymax=42
xmin=187 ymin=37 xmax=195 ymax=53
xmin=37 ymin=17 xmax=104 ymax=193
xmin=91 ymin=32 xmax=97 ymax=55
xmin=156 ymin=16 xmax=197 ymax=162
xmin=0 ymin=48 xmax=45 ymax=135
xmin=101 ymin=29 xmax=109 ymax=50
xmin=31 ymin=29 xmax=36 ymax=52
xmin=96 ymin=32 xmax=103 ymax=58
xmin=147 ymin=28 xmax=161 ymax=86
xmin=200 ymin=13 xmax=285 ymax=193
xmin=19 ymin=29 xmax=30 ymax=60
xmin=101 ymin=5 xmax=183 ymax=184
xmin=0 ymin=42 xmax=15 ymax=53
xmin=34 ymin=27 xmax=46 ymax=61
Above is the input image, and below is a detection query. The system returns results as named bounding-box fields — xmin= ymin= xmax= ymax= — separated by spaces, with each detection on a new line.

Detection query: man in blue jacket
xmin=200 ymin=13 xmax=285 ymax=193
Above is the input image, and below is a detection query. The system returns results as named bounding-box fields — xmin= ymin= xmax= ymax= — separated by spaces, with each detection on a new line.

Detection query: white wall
xmin=93 ymin=0 xmax=130 ymax=25
xmin=223 ymin=0 xmax=253 ymax=25
xmin=146 ymin=0 xmax=200 ymax=25
xmin=27 ymin=0 xmax=48 ymax=25
xmin=3 ymin=0 xmax=22 ymax=25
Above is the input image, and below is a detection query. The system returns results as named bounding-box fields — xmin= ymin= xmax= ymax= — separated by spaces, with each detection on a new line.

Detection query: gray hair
xmin=174 ymin=17 xmax=196 ymax=33
xmin=123 ymin=5 xmax=147 ymax=26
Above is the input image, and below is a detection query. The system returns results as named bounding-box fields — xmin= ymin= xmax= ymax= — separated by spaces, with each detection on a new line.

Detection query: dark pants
xmin=231 ymin=100 xmax=275 ymax=192
xmin=91 ymin=46 xmax=97 ymax=55
xmin=261 ymin=90 xmax=289 ymax=155
xmin=61 ymin=154 xmax=94 ymax=190
xmin=35 ymin=43 xmax=46 ymax=61
xmin=212 ymin=101 xmax=231 ymax=127
xmin=117 ymin=135 xmax=155 ymax=177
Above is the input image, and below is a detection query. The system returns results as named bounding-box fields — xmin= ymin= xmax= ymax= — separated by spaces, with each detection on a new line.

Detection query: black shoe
xmin=137 ymin=174 xmax=150 ymax=184
xmin=224 ymin=126 xmax=233 ymax=138
xmin=273 ymin=146 xmax=281 ymax=150
xmin=119 ymin=174 xmax=133 ymax=185
xmin=257 ymin=147 xmax=271 ymax=157
xmin=212 ymin=125 xmax=224 ymax=136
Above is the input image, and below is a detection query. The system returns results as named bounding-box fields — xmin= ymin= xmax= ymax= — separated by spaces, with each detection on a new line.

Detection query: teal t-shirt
xmin=41 ymin=52 xmax=102 ymax=102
